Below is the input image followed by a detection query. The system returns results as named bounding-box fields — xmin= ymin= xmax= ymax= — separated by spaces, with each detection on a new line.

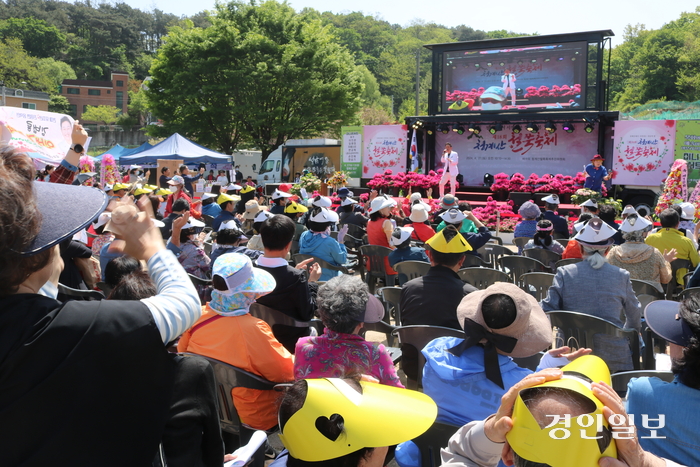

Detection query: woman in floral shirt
xmin=294 ymin=275 xmax=403 ymax=388
xmin=168 ymin=214 xmax=211 ymax=300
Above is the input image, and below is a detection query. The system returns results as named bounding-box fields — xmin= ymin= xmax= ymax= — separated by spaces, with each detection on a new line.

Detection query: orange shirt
xmin=177 ymin=306 xmax=294 ymax=430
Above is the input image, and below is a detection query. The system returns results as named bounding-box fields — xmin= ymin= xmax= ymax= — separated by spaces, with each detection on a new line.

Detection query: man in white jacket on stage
xmin=440 ymin=142 xmax=459 ymax=198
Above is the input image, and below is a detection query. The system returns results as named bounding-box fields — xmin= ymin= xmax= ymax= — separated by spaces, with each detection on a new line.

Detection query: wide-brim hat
xmin=226 ymin=183 xmax=242 ymax=191
xmin=244 ymin=200 xmax=262 ymax=219
xmin=441 ymin=194 xmax=457 ymax=209
xmin=573 ymin=216 xmax=616 ymax=248
xmin=425 ymin=226 xmax=472 ymax=253
xmin=518 ymin=201 xmax=541 ymax=219
xmin=154 ymin=188 xmax=173 ymax=196
xmin=272 ymin=189 xmax=293 ymax=200
xmin=680 ymin=202 xmax=696 ymax=221
xmin=410 ymin=204 xmax=429 ymax=223
xmin=103 ymin=183 xmax=114 ymax=192
xmin=579 ymin=199 xmax=598 ymax=208
xmin=113 ymin=183 xmax=130 ymax=191
xmin=182 ymin=218 xmax=205 ymax=229
xmin=621 ymin=205 xmax=637 ymax=216
xmin=309 ymin=207 xmax=339 ymax=224
xmin=218 ymin=220 xmax=248 ymax=236
xmin=254 ymin=210 xmax=275 ymax=223
xmin=542 ymin=194 xmax=560 ymax=205
xmin=619 ymin=214 xmax=652 ymax=233
xmin=218 ymin=193 xmax=240 ymax=205
xmin=279 ymin=378 xmax=436 ymax=462
xmin=369 ymin=195 xmax=394 ymax=213
xmin=480 ymin=85 xmax=507 ymax=101
xmin=440 ymin=208 xmax=466 ymax=225
xmin=340 ymin=197 xmax=358 ymax=207
xmin=23 ymin=182 xmax=108 ymax=256
xmin=240 ymin=185 xmax=255 ymax=194
xmin=93 ymin=211 xmax=112 ymax=230
xmin=285 ymin=202 xmax=308 ymax=214
xmin=645 ymin=300 xmax=695 ymax=347
xmin=209 ymin=254 xmax=276 ymax=315
xmin=134 ymin=187 xmax=154 ymax=196
xmin=202 ymin=192 xmax=218 ymax=200
xmin=591 ymin=154 xmax=604 ymax=162
xmin=311 ymin=196 xmax=333 ymax=208
xmin=455 ymin=282 xmax=551 ymax=358
xmin=391 ymin=226 xmax=414 ymax=246
xmin=167 ymin=175 xmax=184 ymax=186
xmin=337 ymin=187 xmax=353 ymax=198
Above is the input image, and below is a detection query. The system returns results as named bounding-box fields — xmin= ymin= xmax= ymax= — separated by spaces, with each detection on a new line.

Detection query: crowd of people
xmin=3 ymin=129 xmax=698 ymax=467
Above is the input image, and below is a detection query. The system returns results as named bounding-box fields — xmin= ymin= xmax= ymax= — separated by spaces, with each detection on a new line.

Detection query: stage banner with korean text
xmin=436 ymin=124 xmax=597 ymax=186
xmin=674 ymin=120 xmax=700 ymax=188
xmin=0 ymin=107 xmax=74 ymax=167
xmin=612 ymin=120 xmax=676 ymax=186
xmin=362 ymin=124 xmax=408 ymax=179
xmin=341 ymin=126 xmax=363 ymax=178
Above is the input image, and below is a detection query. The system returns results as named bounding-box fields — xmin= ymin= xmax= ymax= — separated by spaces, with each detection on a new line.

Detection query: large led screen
xmin=442 ymin=42 xmax=587 ymax=113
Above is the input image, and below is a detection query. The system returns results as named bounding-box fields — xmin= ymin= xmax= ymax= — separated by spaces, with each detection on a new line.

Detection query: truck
xmin=258 ymin=138 xmax=341 ymax=185
xmin=232 ymin=150 xmax=262 ymax=180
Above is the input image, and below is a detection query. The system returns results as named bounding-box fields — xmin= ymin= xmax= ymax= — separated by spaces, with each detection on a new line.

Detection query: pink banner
xmin=362 ymin=124 xmax=408 ymax=178
xmin=612 ymin=120 xmax=676 ymax=186
xmin=435 ymin=124 xmax=598 ymax=185
xmin=0 ymin=107 xmax=74 ymax=167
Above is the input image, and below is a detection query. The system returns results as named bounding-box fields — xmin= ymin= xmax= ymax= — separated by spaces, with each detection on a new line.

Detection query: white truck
xmin=258 ymin=138 xmax=341 ymax=185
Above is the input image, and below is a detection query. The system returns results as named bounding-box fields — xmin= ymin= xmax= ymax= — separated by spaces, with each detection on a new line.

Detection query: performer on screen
xmin=439 ymin=142 xmax=459 ymax=198
xmin=501 ymin=69 xmax=517 ymax=106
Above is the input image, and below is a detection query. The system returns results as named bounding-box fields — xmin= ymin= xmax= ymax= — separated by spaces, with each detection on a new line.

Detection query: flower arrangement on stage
xmin=490 ymin=172 xmax=585 ymax=195
xmin=471 ymin=197 xmax=518 ymax=232
xmin=327 ymin=171 xmax=349 ymax=188
xmin=101 ymin=154 xmax=120 ymax=186
xmin=291 ymin=172 xmax=321 ymax=196
xmin=490 ymin=173 xmax=510 ymax=195
xmin=572 ymin=188 xmax=622 ymax=213
xmin=367 ymin=170 xmax=395 ymax=191
xmin=656 ymin=159 xmax=688 ymax=216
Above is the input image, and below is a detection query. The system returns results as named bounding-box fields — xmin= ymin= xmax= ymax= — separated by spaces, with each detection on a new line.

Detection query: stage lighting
xmin=469 ymin=123 xmax=481 ymax=135
xmin=453 ymin=125 xmax=465 ymax=135
xmin=527 ymin=123 xmax=539 ymax=133
xmin=489 ymin=123 xmax=503 ymax=134
xmin=562 ymin=121 xmax=575 ymax=133
xmin=545 ymin=121 xmax=556 ymax=133
xmin=584 ymin=123 xmax=594 ymax=133
xmin=513 ymin=124 xmax=522 ymax=134
xmin=438 ymin=124 xmax=450 ymax=134
xmin=411 ymin=120 xmax=424 ymax=130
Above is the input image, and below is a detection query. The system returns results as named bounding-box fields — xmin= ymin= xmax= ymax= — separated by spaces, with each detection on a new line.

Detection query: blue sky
xmin=128 ymin=0 xmax=700 ymax=46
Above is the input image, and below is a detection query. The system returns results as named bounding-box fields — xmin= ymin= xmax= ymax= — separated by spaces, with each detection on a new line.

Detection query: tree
xmin=81 ymin=105 xmax=120 ymax=124
xmin=48 ymin=95 xmax=70 ymax=113
xmin=147 ymin=0 xmax=364 ymax=159
xmin=0 ymin=17 xmax=65 ymax=58
xmin=37 ymin=57 xmax=76 ymax=91
xmin=0 ymin=38 xmax=53 ymax=92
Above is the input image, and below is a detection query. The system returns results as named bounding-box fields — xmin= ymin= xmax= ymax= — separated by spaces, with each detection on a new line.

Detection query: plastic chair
xmin=394 ymin=260 xmax=431 ymax=286
xmin=498 ymin=256 xmax=548 ymax=283
xmin=520 ymin=272 xmax=555 ymax=301
xmin=630 ymin=279 xmax=664 ymax=299
xmin=488 ymin=236 xmax=504 ymax=245
xmin=413 ymin=421 xmax=461 ymax=467
xmin=292 ymin=254 xmax=350 ymax=275
xmin=378 ymin=286 xmax=402 ymax=326
xmin=555 ymin=257 xmax=582 ymax=270
xmin=611 ymin=370 xmax=674 ymax=397
xmin=360 ymin=245 xmax=396 ymax=293
xmin=203 ymin=241 xmax=213 ymax=255
xmin=392 ymin=325 xmax=466 ymax=389
xmin=513 ymin=237 xmax=532 ymax=251
xmin=679 ymin=287 xmax=700 ymax=301
xmin=343 ymin=223 xmax=367 ymax=241
xmin=290 ymin=240 xmax=300 ymax=255
xmin=201 ymin=214 xmax=214 ymax=228
xmin=546 ymin=310 xmax=641 ymax=370
xmin=476 ymin=244 xmax=513 ymax=269
xmin=57 ymin=283 xmax=105 ymax=301
xmin=667 ymin=259 xmax=692 ymax=299
xmin=460 ymin=254 xmax=489 ymax=268
xmin=249 ymin=302 xmax=324 ymax=340
xmin=523 ymin=248 xmax=561 ymax=270
xmin=457 ymin=267 xmax=510 ymax=289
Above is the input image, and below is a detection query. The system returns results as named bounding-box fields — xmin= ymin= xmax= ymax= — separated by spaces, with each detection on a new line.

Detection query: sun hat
xmin=154 ymin=188 xmax=173 ymax=196
xmin=309 ymin=207 xmax=339 ymax=224
xmin=337 ymin=187 xmax=353 ymax=198
xmin=22 ymin=182 xmax=108 ymax=256
xmin=226 ymin=183 xmax=243 ymax=191
xmin=579 ymin=199 xmax=598 ymax=209
xmin=441 ymin=194 xmax=457 ymax=209
xmin=391 ymin=226 xmax=414 ymax=246
xmin=254 ymin=210 xmax=275 ymax=224
xmin=239 ymin=185 xmax=255 ymax=194
xmin=410 ymin=204 xmax=430 ymax=223
xmin=507 ymin=355 xmax=617 ymax=467
xmin=144 ymin=184 xmax=158 ymax=191
xmin=134 ymin=187 xmax=154 ymax=196
xmin=209 ymin=253 xmax=276 ymax=316
xmin=244 ymin=200 xmax=262 ymax=220
xmin=590 ymin=154 xmax=604 ymax=162
xmin=311 ymin=195 xmax=333 ymax=208
xmin=450 ymin=282 xmax=551 ymax=388
xmin=217 ymin=193 xmax=240 ymax=205
xmin=151 ymin=217 xmax=165 ymax=228
xmin=480 ymin=86 xmax=506 ymax=101
xmin=542 ymin=194 xmax=560 ymax=205
xmin=409 ymin=192 xmax=432 ymax=212
xmin=518 ymin=201 xmax=541 ymax=219
xmin=103 ymin=183 xmax=114 ymax=192
xmin=680 ymin=202 xmax=696 ymax=221
xmin=272 ymin=189 xmax=293 ymax=200
xmin=167 ymin=175 xmax=185 ymax=186
xmin=573 ymin=216 xmax=617 ymax=248
xmin=621 ymin=205 xmax=637 ymax=216
xmin=218 ymin=220 xmax=247 ymax=236
xmin=340 ymin=197 xmax=358 ymax=207
xmin=425 ymin=225 xmax=472 ymax=253
xmin=369 ymin=194 xmax=395 ymax=213
xmin=439 ymin=208 xmax=466 ymax=225
xmin=113 ymin=183 xmax=130 ymax=191
xmin=182 ymin=218 xmax=205 ymax=229
xmin=93 ymin=211 xmax=112 ymax=230
xmin=285 ymin=202 xmax=308 ymax=214
xmin=644 ymin=300 xmax=696 ymax=347
xmin=279 ymin=378 xmax=437 ymax=462
xmin=619 ymin=213 xmax=652 ymax=233
xmin=201 ymin=192 xmax=218 ymax=200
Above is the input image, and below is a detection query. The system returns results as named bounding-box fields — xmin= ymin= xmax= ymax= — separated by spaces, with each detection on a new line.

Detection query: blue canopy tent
xmin=96 ymin=144 xmax=130 ymax=160
xmin=121 ymin=142 xmax=153 ymax=157
xmin=119 ymin=133 xmax=230 ymax=165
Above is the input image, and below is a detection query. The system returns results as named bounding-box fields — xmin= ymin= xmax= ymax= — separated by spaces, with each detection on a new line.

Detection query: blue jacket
xmin=298 ymin=230 xmax=348 ymax=282
xmin=584 ymin=164 xmax=608 ymax=191
xmin=543 ymin=210 xmax=569 ymax=237
xmin=202 ymin=202 xmax=222 ymax=218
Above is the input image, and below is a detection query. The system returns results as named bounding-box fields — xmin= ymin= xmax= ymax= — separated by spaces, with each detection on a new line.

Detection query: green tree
xmin=0 ymin=38 xmax=53 ymax=92
xmin=147 ymin=0 xmax=364 ymax=159
xmin=37 ymin=57 xmax=76 ymax=92
xmin=0 ymin=17 xmax=66 ymax=57
xmin=48 ymin=94 xmax=71 ymax=113
xmin=81 ymin=105 xmax=120 ymax=124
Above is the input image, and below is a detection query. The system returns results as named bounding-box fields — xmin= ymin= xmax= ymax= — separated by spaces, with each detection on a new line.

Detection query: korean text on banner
xmin=341 ymin=126 xmax=363 ymax=178
xmin=675 ymin=120 xmax=700 ymax=188
xmin=0 ymin=107 xmax=74 ymax=167
xmin=612 ymin=120 xmax=676 ymax=186
xmin=362 ymin=124 xmax=408 ymax=179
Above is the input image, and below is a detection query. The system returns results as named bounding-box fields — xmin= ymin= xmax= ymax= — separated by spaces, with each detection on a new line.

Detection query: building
xmin=61 ymin=71 xmax=129 ymax=121
xmin=1 ymin=86 xmax=50 ymax=111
